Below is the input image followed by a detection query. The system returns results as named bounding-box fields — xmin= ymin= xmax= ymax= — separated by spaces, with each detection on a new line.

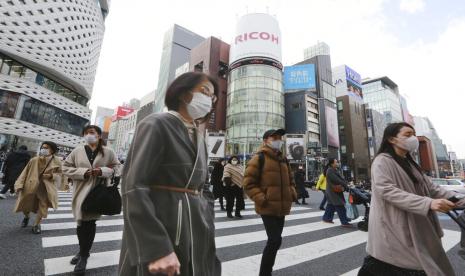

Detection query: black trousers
xmin=259 ymin=215 xmax=285 ymax=276
xmin=76 ymin=220 xmax=97 ymax=258
xmin=358 ymin=256 xmax=427 ymax=276
xmin=225 ymin=185 xmax=244 ymax=213
xmin=0 ymin=180 xmax=14 ymax=194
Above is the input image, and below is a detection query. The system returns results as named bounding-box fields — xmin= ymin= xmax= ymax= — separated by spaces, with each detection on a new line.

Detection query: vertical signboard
xmin=286 ymin=134 xmax=306 ymax=160
xmin=325 ymin=106 xmax=340 ymax=147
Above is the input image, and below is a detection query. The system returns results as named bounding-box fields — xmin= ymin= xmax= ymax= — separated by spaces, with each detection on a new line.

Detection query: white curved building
xmin=0 ymin=0 xmax=109 ymax=153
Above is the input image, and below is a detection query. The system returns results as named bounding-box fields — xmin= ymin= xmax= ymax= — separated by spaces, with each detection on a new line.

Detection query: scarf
xmin=223 ymin=164 xmax=244 ymax=187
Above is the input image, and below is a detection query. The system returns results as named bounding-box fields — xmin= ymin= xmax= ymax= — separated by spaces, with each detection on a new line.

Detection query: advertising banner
xmin=345 ymin=65 xmax=361 ymax=85
xmin=207 ymin=133 xmax=226 ymax=159
xmin=325 ymin=106 xmax=340 ymax=147
xmin=283 ymin=64 xmax=316 ymax=90
xmin=286 ymin=134 xmax=306 ymax=160
xmin=229 ymin=13 xmax=282 ymax=64
xmin=112 ymin=106 xmax=134 ymax=121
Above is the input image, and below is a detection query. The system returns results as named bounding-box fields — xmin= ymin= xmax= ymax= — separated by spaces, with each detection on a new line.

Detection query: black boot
xmin=21 ymin=217 xmax=29 ymax=228
xmin=235 ymin=211 xmax=242 ymax=219
xmin=74 ymin=256 xmax=88 ymax=274
xmin=32 ymin=224 xmax=41 ymax=234
xmin=295 ymin=200 xmax=301 ymax=205
xmin=302 ymin=199 xmax=308 ymax=205
xmin=227 ymin=211 xmax=234 ymax=218
xmin=70 ymin=253 xmax=80 ymax=265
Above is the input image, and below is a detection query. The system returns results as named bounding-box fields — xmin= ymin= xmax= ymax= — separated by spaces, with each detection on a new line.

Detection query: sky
xmin=90 ymin=0 xmax=465 ymax=158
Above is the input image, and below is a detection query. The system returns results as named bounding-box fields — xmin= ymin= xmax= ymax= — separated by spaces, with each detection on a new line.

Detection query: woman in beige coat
xmin=14 ymin=141 xmax=62 ymax=234
xmin=63 ymin=125 xmax=120 ymax=274
xmin=359 ymin=122 xmax=465 ymax=276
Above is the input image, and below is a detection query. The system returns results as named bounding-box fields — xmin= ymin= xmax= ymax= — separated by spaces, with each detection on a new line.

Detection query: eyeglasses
xmin=197 ymin=85 xmax=217 ymax=104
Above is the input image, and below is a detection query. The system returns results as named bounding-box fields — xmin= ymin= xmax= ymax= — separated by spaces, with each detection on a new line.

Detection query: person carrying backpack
xmin=243 ymin=129 xmax=298 ymax=276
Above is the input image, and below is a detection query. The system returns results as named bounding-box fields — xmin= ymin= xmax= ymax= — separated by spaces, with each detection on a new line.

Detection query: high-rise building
xmin=333 ymin=65 xmax=370 ymax=182
xmin=153 ymin=24 xmax=204 ymax=113
xmin=399 ymin=95 xmax=414 ymax=125
xmin=417 ymin=136 xmax=439 ymax=177
xmin=362 ymin=77 xmax=403 ymax=124
xmin=189 ymin=36 xmax=230 ymax=132
xmin=94 ymin=106 xmax=113 ymax=142
xmin=0 ymin=0 xmax=109 ymax=153
xmin=137 ymin=90 xmax=156 ymax=124
xmin=226 ymin=13 xmax=285 ymax=156
xmin=365 ymin=108 xmax=387 ymax=160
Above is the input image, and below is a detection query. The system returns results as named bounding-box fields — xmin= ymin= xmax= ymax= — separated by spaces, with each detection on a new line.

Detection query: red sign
xmin=112 ymin=106 xmax=134 ymax=121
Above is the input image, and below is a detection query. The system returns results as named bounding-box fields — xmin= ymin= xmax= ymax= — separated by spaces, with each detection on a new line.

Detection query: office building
xmin=362 ymin=76 xmax=403 ymax=124
xmin=190 ymin=37 xmax=230 ymax=132
xmin=333 ymin=65 xmax=370 ymax=182
xmin=153 ymin=25 xmax=204 ymax=113
xmin=226 ymin=13 xmax=285 ymax=156
xmin=94 ymin=106 xmax=114 ymax=142
xmin=137 ymin=90 xmax=156 ymax=124
xmin=0 ymin=0 xmax=110 ymax=153
xmin=417 ymin=136 xmax=439 ymax=177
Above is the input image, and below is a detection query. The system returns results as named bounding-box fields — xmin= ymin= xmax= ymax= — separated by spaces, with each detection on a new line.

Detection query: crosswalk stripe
xmin=45 ymin=213 xmax=122 ymax=219
xmin=43 ymin=231 xmax=123 ymax=248
xmin=339 ymin=229 xmax=463 ymax=276
xmin=48 ymin=207 xmax=71 ymax=211
xmin=44 ymin=250 xmax=120 ymax=275
xmin=215 ymin=206 xmax=309 ymax=218
xmin=58 ymin=202 xmax=71 ymax=206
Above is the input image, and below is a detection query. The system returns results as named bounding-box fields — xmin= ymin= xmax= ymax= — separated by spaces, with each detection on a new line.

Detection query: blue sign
xmin=284 ymin=64 xmax=316 ymax=90
xmin=345 ymin=65 xmax=361 ymax=85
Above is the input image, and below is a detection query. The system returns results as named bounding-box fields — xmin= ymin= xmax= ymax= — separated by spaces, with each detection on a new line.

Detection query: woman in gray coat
xmin=358 ymin=122 xmax=465 ymax=276
xmin=322 ymin=159 xmax=352 ymax=227
xmin=119 ymin=72 xmax=221 ymax=276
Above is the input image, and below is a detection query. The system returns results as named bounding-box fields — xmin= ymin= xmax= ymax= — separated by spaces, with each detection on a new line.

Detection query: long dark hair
xmin=377 ymin=122 xmax=421 ymax=184
xmin=323 ymin=158 xmax=337 ymax=176
xmin=82 ymin=125 xmax=105 ymax=157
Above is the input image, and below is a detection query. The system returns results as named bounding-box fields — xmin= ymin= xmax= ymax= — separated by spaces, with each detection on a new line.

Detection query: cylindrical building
xmin=226 ymin=13 xmax=284 ymax=156
xmin=0 ymin=0 xmax=109 ymax=154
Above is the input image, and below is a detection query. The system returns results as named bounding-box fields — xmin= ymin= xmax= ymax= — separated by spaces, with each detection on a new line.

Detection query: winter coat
xmin=367 ymin=153 xmax=465 ymax=276
xmin=118 ymin=112 xmax=221 ymax=276
xmin=294 ymin=170 xmax=308 ymax=199
xmin=62 ymin=146 xmax=120 ymax=222
xmin=325 ymin=167 xmax=348 ymax=206
xmin=211 ymin=164 xmax=224 ymax=199
xmin=315 ymin=173 xmax=326 ymax=191
xmin=14 ymin=156 xmax=62 ymax=213
xmin=243 ymin=145 xmax=298 ymax=217
xmin=3 ymin=150 xmax=31 ymax=186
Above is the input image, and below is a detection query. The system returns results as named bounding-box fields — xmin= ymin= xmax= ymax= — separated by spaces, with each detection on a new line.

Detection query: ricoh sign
xmin=230 ymin=13 xmax=282 ymax=65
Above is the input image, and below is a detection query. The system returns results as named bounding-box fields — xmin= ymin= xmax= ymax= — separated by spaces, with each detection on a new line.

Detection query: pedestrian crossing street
xmin=41 ymin=192 xmax=464 ymax=275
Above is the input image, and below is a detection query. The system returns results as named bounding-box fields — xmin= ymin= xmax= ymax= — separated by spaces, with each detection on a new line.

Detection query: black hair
xmin=41 ymin=141 xmax=58 ymax=155
xmin=18 ymin=145 xmax=28 ymax=151
xmin=323 ymin=158 xmax=337 ymax=176
xmin=228 ymin=155 xmax=239 ymax=164
xmin=377 ymin=122 xmax=421 ymax=184
xmin=82 ymin=125 xmax=105 ymax=157
xmin=164 ymin=72 xmax=219 ymax=117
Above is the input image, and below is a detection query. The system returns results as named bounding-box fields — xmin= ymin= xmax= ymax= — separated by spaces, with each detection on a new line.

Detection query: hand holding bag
xmin=332 ymin=185 xmax=344 ymax=193
xmin=82 ymin=171 xmax=122 ymax=216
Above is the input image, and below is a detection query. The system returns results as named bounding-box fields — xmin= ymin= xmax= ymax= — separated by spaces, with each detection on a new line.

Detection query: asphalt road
xmin=0 ymin=188 xmax=464 ymax=276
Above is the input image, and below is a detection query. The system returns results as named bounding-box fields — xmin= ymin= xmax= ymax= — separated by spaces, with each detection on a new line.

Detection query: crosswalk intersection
xmin=40 ymin=192 xmax=464 ymax=275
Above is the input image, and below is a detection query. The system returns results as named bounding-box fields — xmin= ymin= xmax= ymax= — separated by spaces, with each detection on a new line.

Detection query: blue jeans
xmin=322 ymin=203 xmax=350 ymax=225
xmin=319 ymin=190 xmax=327 ymax=209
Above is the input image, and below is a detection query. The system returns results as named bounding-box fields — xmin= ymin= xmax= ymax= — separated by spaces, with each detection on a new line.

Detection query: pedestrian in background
xmin=322 ymin=158 xmax=352 ymax=227
xmin=223 ymin=156 xmax=245 ymax=218
xmin=243 ymin=129 xmax=297 ymax=276
xmin=118 ymin=72 xmax=221 ymax=276
xmin=459 ymin=211 xmax=465 ymax=260
xmin=294 ymin=165 xmax=308 ymax=205
xmin=359 ymin=122 xmax=465 ymax=276
xmin=211 ymin=158 xmax=226 ymax=211
xmin=63 ymin=125 xmax=120 ymax=274
xmin=13 ymin=141 xmax=61 ymax=234
xmin=315 ymin=168 xmax=328 ymax=210
xmin=0 ymin=145 xmax=31 ymax=199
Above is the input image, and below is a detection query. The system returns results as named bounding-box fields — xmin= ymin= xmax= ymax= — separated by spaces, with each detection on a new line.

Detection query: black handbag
xmin=82 ymin=178 xmax=122 ymax=216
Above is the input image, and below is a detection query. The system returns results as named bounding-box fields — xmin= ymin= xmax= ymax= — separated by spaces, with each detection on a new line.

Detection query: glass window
xmin=9 ymin=61 xmax=25 ymax=78
xmin=22 ymin=68 xmax=37 ymax=83
xmin=0 ymin=57 xmax=12 ymax=75
xmin=0 ymin=89 xmax=20 ymax=118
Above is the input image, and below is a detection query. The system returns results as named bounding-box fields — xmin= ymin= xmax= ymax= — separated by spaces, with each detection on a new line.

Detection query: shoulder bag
xmin=82 ymin=169 xmax=121 ymax=216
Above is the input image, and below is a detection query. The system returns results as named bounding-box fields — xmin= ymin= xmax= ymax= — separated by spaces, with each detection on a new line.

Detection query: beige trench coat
xmin=62 ymin=146 xmax=120 ymax=222
xmin=14 ymin=156 xmax=62 ymax=214
xmin=367 ymin=153 xmax=465 ymax=276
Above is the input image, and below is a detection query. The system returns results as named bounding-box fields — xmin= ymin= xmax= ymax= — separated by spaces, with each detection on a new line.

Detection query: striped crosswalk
xmin=41 ymin=192 xmax=464 ymax=276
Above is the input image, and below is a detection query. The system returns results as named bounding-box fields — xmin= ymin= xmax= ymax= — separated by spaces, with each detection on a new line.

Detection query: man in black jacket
xmin=0 ymin=145 xmax=31 ymax=199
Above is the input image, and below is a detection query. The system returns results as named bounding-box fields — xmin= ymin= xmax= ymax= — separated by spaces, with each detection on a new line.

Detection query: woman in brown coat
xmin=14 ymin=141 xmax=62 ymax=234
xmin=243 ymin=129 xmax=297 ymax=276
xmin=359 ymin=122 xmax=465 ymax=276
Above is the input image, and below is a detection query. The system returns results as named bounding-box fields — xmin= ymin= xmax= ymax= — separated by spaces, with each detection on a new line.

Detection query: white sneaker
xmin=0 ymin=193 xmax=6 ymax=199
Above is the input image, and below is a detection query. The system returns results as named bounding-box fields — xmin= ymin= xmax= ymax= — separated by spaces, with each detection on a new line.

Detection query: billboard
xmin=283 ymin=64 xmax=316 ymax=90
xmin=229 ymin=13 xmax=282 ymax=64
xmin=344 ymin=66 xmax=363 ymax=100
xmin=325 ymin=106 xmax=340 ymax=147
xmin=207 ymin=133 xmax=226 ymax=159
xmin=112 ymin=106 xmax=134 ymax=121
xmin=286 ymin=134 xmax=306 ymax=160
xmin=345 ymin=65 xmax=361 ymax=85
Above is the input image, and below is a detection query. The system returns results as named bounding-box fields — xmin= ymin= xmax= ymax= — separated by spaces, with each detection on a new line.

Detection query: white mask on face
xmin=186 ymin=92 xmax=212 ymax=119
xmin=84 ymin=134 xmax=98 ymax=144
xmin=39 ymin=148 xmax=50 ymax=156
xmin=396 ymin=136 xmax=419 ymax=152
xmin=269 ymin=140 xmax=284 ymax=150
xmin=231 ymin=160 xmax=238 ymax=165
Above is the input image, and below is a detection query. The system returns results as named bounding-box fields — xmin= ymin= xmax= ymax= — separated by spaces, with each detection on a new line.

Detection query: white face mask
xmin=39 ymin=148 xmax=50 ymax=156
xmin=231 ymin=160 xmax=238 ymax=165
xmin=84 ymin=134 xmax=98 ymax=144
xmin=186 ymin=92 xmax=212 ymax=119
xmin=269 ymin=140 xmax=284 ymax=150
xmin=395 ymin=136 xmax=419 ymax=152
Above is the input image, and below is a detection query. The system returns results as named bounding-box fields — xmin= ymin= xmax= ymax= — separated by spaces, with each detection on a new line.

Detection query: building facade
xmin=189 ymin=36 xmax=230 ymax=131
xmin=94 ymin=106 xmax=113 ymax=142
xmin=137 ymin=90 xmax=156 ymax=124
xmin=108 ymin=110 xmax=136 ymax=160
xmin=153 ymin=24 xmax=204 ymax=113
xmin=226 ymin=13 xmax=285 ymax=156
xmin=362 ymin=77 xmax=403 ymax=124
xmin=0 ymin=0 xmax=109 ymax=153
xmin=417 ymin=136 xmax=438 ymax=177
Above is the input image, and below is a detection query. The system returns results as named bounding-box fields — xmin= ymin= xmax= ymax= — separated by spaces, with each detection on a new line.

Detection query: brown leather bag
xmin=332 ymin=185 xmax=344 ymax=193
